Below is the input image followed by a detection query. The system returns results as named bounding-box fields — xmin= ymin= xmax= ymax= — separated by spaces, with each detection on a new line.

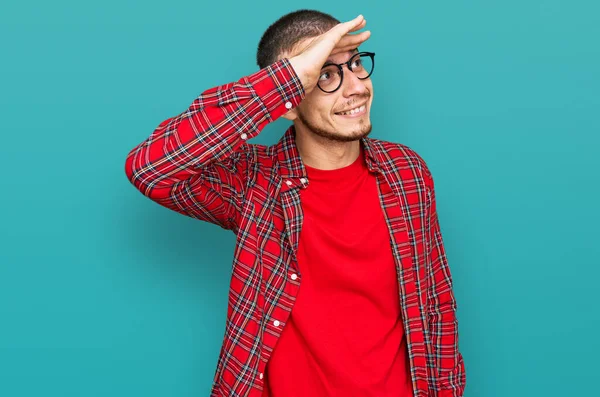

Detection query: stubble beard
xmin=297 ymin=110 xmax=373 ymax=143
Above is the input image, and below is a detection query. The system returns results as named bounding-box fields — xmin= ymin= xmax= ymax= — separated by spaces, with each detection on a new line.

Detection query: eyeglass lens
xmin=317 ymin=53 xmax=374 ymax=93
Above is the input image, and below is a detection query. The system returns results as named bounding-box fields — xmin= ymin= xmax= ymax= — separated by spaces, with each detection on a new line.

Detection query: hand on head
xmin=289 ymin=15 xmax=371 ymax=94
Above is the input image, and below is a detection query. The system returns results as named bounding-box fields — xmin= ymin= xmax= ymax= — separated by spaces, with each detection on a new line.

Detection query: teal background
xmin=1 ymin=0 xmax=598 ymax=395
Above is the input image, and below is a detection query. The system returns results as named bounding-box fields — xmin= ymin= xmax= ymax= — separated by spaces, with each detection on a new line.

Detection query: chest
xmin=232 ymin=170 xmax=431 ymax=313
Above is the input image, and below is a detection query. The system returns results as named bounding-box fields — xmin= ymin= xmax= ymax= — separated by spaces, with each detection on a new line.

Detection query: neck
xmin=294 ymin=124 xmax=361 ymax=171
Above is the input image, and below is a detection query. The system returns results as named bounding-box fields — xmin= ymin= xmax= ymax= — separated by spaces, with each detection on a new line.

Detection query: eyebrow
xmin=325 ymin=48 xmax=359 ymax=64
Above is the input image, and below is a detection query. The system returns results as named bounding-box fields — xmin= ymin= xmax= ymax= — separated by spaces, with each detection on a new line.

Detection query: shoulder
xmin=367 ymin=137 xmax=434 ymax=190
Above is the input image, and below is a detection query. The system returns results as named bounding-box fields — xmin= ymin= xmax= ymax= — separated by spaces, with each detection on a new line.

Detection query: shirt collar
xmin=275 ymin=125 xmax=381 ymax=181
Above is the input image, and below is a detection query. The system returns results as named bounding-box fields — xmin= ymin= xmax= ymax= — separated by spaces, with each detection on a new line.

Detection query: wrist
xmin=288 ymin=55 xmax=315 ymax=94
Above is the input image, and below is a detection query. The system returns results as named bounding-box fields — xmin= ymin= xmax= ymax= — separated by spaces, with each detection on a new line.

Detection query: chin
xmin=339 ymin=124 xmax=373 ymax=142
xmin=298 ymin=111 xmax=372 ymax=142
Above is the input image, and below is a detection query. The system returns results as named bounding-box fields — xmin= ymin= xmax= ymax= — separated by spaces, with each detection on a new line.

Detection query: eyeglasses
xmin=317 ymin=51 xmax=375 ymax=93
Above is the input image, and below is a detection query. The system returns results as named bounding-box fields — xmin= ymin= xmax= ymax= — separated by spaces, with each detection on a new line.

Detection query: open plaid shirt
xmin=125 ymin=58 xmax=466 ymax=397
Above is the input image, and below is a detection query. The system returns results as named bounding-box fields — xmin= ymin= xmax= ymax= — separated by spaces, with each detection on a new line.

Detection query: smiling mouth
xmin=334 ymin=104 xmax=367 ymax=117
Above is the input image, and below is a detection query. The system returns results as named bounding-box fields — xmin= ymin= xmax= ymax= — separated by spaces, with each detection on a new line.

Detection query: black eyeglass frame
xmin=317 ymin=51 xmax=376 ymax=93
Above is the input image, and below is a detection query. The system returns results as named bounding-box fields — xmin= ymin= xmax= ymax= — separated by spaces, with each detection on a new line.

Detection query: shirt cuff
xmin=249 ymin=58 xmax=305 ymax=122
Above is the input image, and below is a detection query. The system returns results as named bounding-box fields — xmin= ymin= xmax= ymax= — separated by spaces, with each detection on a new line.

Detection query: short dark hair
xmin=256 ymin=9 xmax=340 ymax=69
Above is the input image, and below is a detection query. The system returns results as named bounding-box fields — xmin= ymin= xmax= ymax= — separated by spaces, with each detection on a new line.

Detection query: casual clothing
xmin=125 ymin=57 xmax=466 ymax=397
xmin=262 ymin=144 xmax=414 ymax=397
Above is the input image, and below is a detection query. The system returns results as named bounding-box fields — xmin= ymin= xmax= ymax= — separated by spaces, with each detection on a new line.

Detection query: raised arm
xmin=124 ymin=59 xmax=304 ymax=230
xmin=124 ymin=14 xmax=371 ymax=230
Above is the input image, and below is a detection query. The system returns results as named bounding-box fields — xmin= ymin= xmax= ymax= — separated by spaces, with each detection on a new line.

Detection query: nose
xmin=340 ymin=64 xmax=369 ymax=97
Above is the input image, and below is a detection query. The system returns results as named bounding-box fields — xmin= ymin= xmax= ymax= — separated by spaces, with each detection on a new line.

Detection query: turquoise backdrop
xmin=1 ymin=1 xmax=598 ymax=396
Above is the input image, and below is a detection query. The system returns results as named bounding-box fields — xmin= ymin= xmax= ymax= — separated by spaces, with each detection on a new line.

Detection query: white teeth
xmin=338 ymin=105 xmax=365 ymax=116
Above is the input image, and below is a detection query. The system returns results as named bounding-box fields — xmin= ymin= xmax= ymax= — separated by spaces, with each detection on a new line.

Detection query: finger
xmin=338 ymin=30 xmax=370 ymax=44
xmin=335 ymin=15 xmax=365 ymax=37
xmin=331 ymin=40 xmax=371 ymax=56
xmin=347 ymin=18 xmax=366 ymax=33
xmin=330 ymin=45 xmax=366 ymax=56
xmin=331 ymin=44 xmax=369 ymax=56
xmin=335 ymin=30 xmax=371 ymax=49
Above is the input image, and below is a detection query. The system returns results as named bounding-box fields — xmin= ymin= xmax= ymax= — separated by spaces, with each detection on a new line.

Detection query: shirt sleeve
xmin=124 ymin=58 xmax=305 ymax=230
xmin=424 ymin=167 xmax=467 ymax=396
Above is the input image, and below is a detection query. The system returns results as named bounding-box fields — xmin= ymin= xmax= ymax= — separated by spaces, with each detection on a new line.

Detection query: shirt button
xmin=240 ymin=133 xmax=248 ymax=140
xmin=285 ymin=101 xmax=293 ymax=109
xmin=291 ymin=273 xmax=298 ymax=280
xmin=273 ymin=320 xmax=280 ymax=327
xmin=300 ymin=178 xmax=307 ymax=184
xmin=259 ymin=373 xmax=264 ymax=380
xmin=285 ymin=180 xmax=292 ymax=186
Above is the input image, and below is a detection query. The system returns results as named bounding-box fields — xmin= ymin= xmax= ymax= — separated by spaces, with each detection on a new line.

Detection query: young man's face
xmin=283 ymin=41 xmax=374 ymax=143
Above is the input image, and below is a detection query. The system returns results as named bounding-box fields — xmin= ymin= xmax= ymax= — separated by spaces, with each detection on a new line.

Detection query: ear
xmin=281 ymin=108 xmax=299 ymax=121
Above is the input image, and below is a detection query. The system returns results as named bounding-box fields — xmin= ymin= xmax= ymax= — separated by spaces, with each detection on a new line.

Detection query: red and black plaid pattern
xmin=125 ymin=58 xmax=465 ymax=397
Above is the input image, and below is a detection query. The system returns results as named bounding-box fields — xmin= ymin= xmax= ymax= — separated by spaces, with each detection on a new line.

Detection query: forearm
xmin=427 ymin=224 xmax=465 ymax=396
xmin=426 ymin=172 xmax=466 ymax=396
xmin=124 ymin=58 xmax=305 ymax=199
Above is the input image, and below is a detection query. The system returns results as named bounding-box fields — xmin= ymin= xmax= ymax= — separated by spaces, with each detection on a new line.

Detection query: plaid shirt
xmin=125 ymin=58 xmax=466 ymax=397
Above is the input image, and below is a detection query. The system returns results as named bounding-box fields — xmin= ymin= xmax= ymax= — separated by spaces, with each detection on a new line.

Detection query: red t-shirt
xmin=263 ymin=143 xmax=414 ymax=397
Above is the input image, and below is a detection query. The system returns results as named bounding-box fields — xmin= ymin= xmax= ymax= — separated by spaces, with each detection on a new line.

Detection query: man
xmin=125 ymin=9 xmax=466 ymax=397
